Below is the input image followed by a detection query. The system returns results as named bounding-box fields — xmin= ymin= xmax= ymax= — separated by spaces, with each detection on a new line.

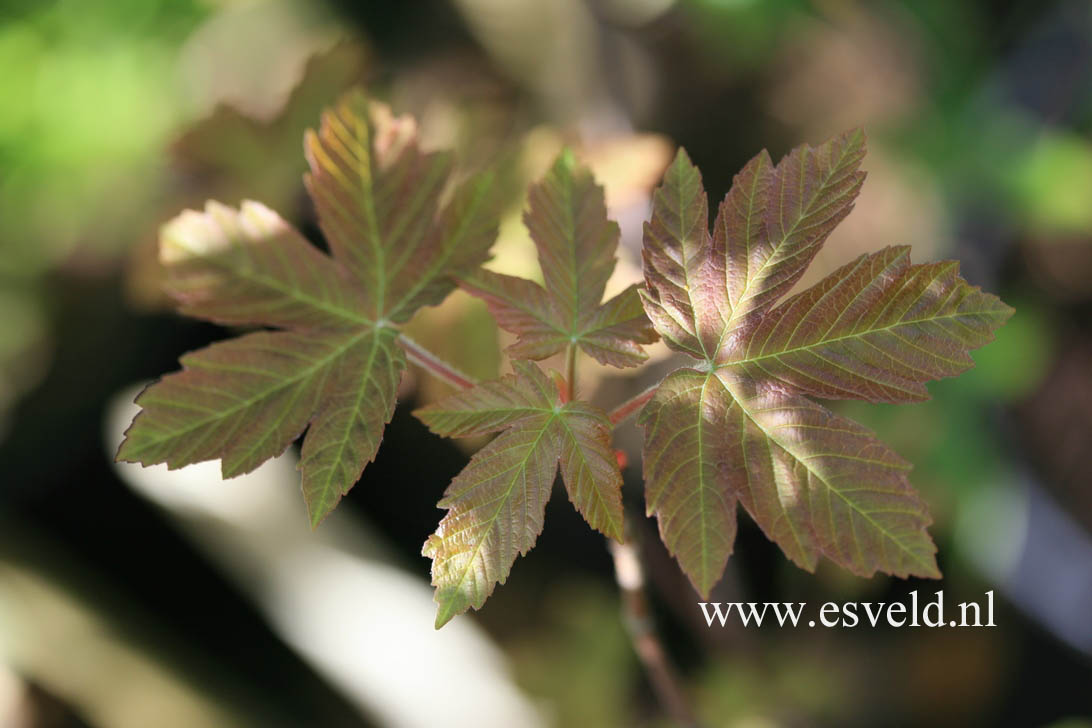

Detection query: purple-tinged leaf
xmin=305 ymin=89 xmax=501 ymax=323
xmin=639 ymin=129 xmax=1008 ymax=593
xmin=416 ymin=361 xmax=624 ymax=626
xmin=725 ymin=247 xmax=1015 ymax=402
xmin=525 ymin=149 xmax=617 ymax=324
xmin=462 ymin=151 xmax=656 ymax=368
xmin=639 ymin=368 xmax=738 ymax=597
xmin=732 ymin=129 xmax=866 ymax=322
xmin=415 ymin=359 xmax=557 ymax=437
xmin=573 ymin=284 xmax=655 ymax=368
xmin=300 ymin=327 xmax=405 ymax=524
xmin=161 ymin=200 xmax=367 ymax=329
xmin=458 ymin=269 xmax=568 ymax=360
xmin=422 ymin=420 xmax=560 ymax=628
xmin=554 ymin=401 xmax=625 ymax=546
xmin=717 ymin=371 xmax=938 ymax=581
xmin=713 ymin=150 xmax=773 ymax=323
xmin=120 ymin=89 xmax=502 ymax=526
xmin=640 ymin=148 xmax=724 ymax=358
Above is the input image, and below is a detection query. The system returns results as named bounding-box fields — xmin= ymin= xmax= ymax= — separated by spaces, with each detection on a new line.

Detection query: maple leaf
xmin=415 ymin=361 xmax=624 ymax=627
xmin=638 ymin=129 xmax=1013 ymax=596
xmin=460 ymin=150 xmax=657 ymax=368
xmin=117 ymin=89 xmax=502 ymax=526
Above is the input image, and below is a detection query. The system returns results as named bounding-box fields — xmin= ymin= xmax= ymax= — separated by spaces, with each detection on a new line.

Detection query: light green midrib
xmin=424 ymin=405 xmax=556 ymax=434
xmin=305 ymin=328 xmax=392 ymax=522
xmin=712 ymin=157 xmax=766 ymax=356
xmin=695 ymin=374 xmax=712 ymax=589
xmin=338 ymin=107 xmax=386 ymax=315
xmin=175 ymin=240 xmax=370 ymax=327
xmin=129 ymin=329 xmax=375 ymax=451
xmin=559 ymin=167 xmax=582 ymax=333
xmin=675 ymin=167 xmax=711 ymax=360
xmin=719 ymin=306 xmax=1004 ymax=368
xmin=385 ymin=157 xmax=451 ymax=282
xmin=386 ymin=175 xmax=492 ymax=319
xmin=716 ymin=373 xmax=935 ymax=573
xmin=470 ymin=274 xmax=640 ymax=353
xmin=722 ymin=138 xmax=858 ymax=333
xmin=468 ymin=273 xmax=570 ymax=340
xmin=555 ymin=412 xmax=623 ymax=540
xmin=436 ymin=415 xmax=557 ymax=624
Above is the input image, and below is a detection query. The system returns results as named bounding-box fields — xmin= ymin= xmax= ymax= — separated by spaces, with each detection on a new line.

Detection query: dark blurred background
xmin=1 ymin=0 xmax=1090 ymax=726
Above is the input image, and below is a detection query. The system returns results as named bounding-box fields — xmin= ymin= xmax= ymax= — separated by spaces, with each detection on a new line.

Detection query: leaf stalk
xmin=397 ymin=333 xmax=475 ymax=390
xmin=608 ymin=383 xmax=658 ymax=425
xmin=565 ymin=343 xmax=577 ymax=402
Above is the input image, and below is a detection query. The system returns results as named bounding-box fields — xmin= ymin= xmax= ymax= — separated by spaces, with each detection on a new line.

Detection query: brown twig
xmin=610 ymin=526 xmax=699 ymax=728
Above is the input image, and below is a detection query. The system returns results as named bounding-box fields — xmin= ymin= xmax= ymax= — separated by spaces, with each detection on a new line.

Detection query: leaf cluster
xmin=119 ymin=90 xmax=1012 ymax=625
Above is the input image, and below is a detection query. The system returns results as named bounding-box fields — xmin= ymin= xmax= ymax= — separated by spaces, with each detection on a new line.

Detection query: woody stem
xmin=610 ymin=524 xmax=699 ymax=727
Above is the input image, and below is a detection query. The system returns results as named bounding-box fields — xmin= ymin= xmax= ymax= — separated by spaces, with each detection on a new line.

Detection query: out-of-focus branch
xmin=610 ymin=526 xmax=699 ymax=728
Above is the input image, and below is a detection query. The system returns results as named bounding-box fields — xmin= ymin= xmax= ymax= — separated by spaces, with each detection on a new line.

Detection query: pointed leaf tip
xmin=670 ymin=146 xmax=694 ymax=169
xmin=125 ymin=89 xmax=498 ymax=527
xmin=639 ymin=129 xmax=1004 ymax=588
xmin=418 ymin=362 xmax=625 ymax=622
xmin=556 ymin=146 xmax=576 ymax=172
xmin=461 ymin=152 xmax=654 ymax=368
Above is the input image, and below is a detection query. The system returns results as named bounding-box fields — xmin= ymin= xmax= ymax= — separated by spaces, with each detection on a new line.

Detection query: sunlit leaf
xmin=118 ymin=89 xmax=501 ymax=526
xmin=461 ymin=150 xmax=657 ymax=368
xmin=304 ymin=89 xmax=500 ymax=323
xmin=638 ymin=131 xmax=1012 ymax=595
xmin=724 ymin=246 xmax=1012 ymax=403
xmin=416 ymin=361 xmax=623 ymax=626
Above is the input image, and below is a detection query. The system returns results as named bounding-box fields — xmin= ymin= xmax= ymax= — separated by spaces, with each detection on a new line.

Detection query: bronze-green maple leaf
xmin=117 ymin=89 xmax=502 ymax=526
xmin=638 ymin=129 xmax=1013 ymax=596
xmin=415 ymin=361 xmax=624 ymax=627
xmin=460 ymin=150 xmax=657 ymax=368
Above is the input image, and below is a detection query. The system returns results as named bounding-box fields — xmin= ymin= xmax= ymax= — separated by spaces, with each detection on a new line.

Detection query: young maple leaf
xmin=415 ymin=361 xmax=623 ymax=627
xmin=638 ymin=129 xmax=1013 ymax=597
xmin=117 ymin=89 xmax=502 ymax=526
xmin=460 ymin=150 xmax=658 ymax=368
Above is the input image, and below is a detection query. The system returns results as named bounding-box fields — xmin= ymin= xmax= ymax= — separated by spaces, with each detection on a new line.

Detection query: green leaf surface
xmin=640 ymin=147 xmax=722 ymax=358
xmin=416 ymin=361 xmax=624 ymax=626
xmin=160 ymin=200 xmax=367 ymax=329
xmin=723 ymin=246 xmax=1014 ymax=402
xmin=640 ymin=368 xmax=738 ymax=596
xmin=638 ymin=131 xmax=1011 ymax=595
xmin=461 ymin=152 xmax=656 ymax=368
xmin=304 ymin=90 xmax=500 ymax=324
xmin=735 ymin=128 xmax=866 ymax=321
xmin=118 ymin=90 xmax=501 ymax=526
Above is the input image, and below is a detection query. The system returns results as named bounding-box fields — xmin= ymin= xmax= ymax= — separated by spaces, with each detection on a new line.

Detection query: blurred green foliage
xmin=0 ymin=0 xmax=206 ymax=274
